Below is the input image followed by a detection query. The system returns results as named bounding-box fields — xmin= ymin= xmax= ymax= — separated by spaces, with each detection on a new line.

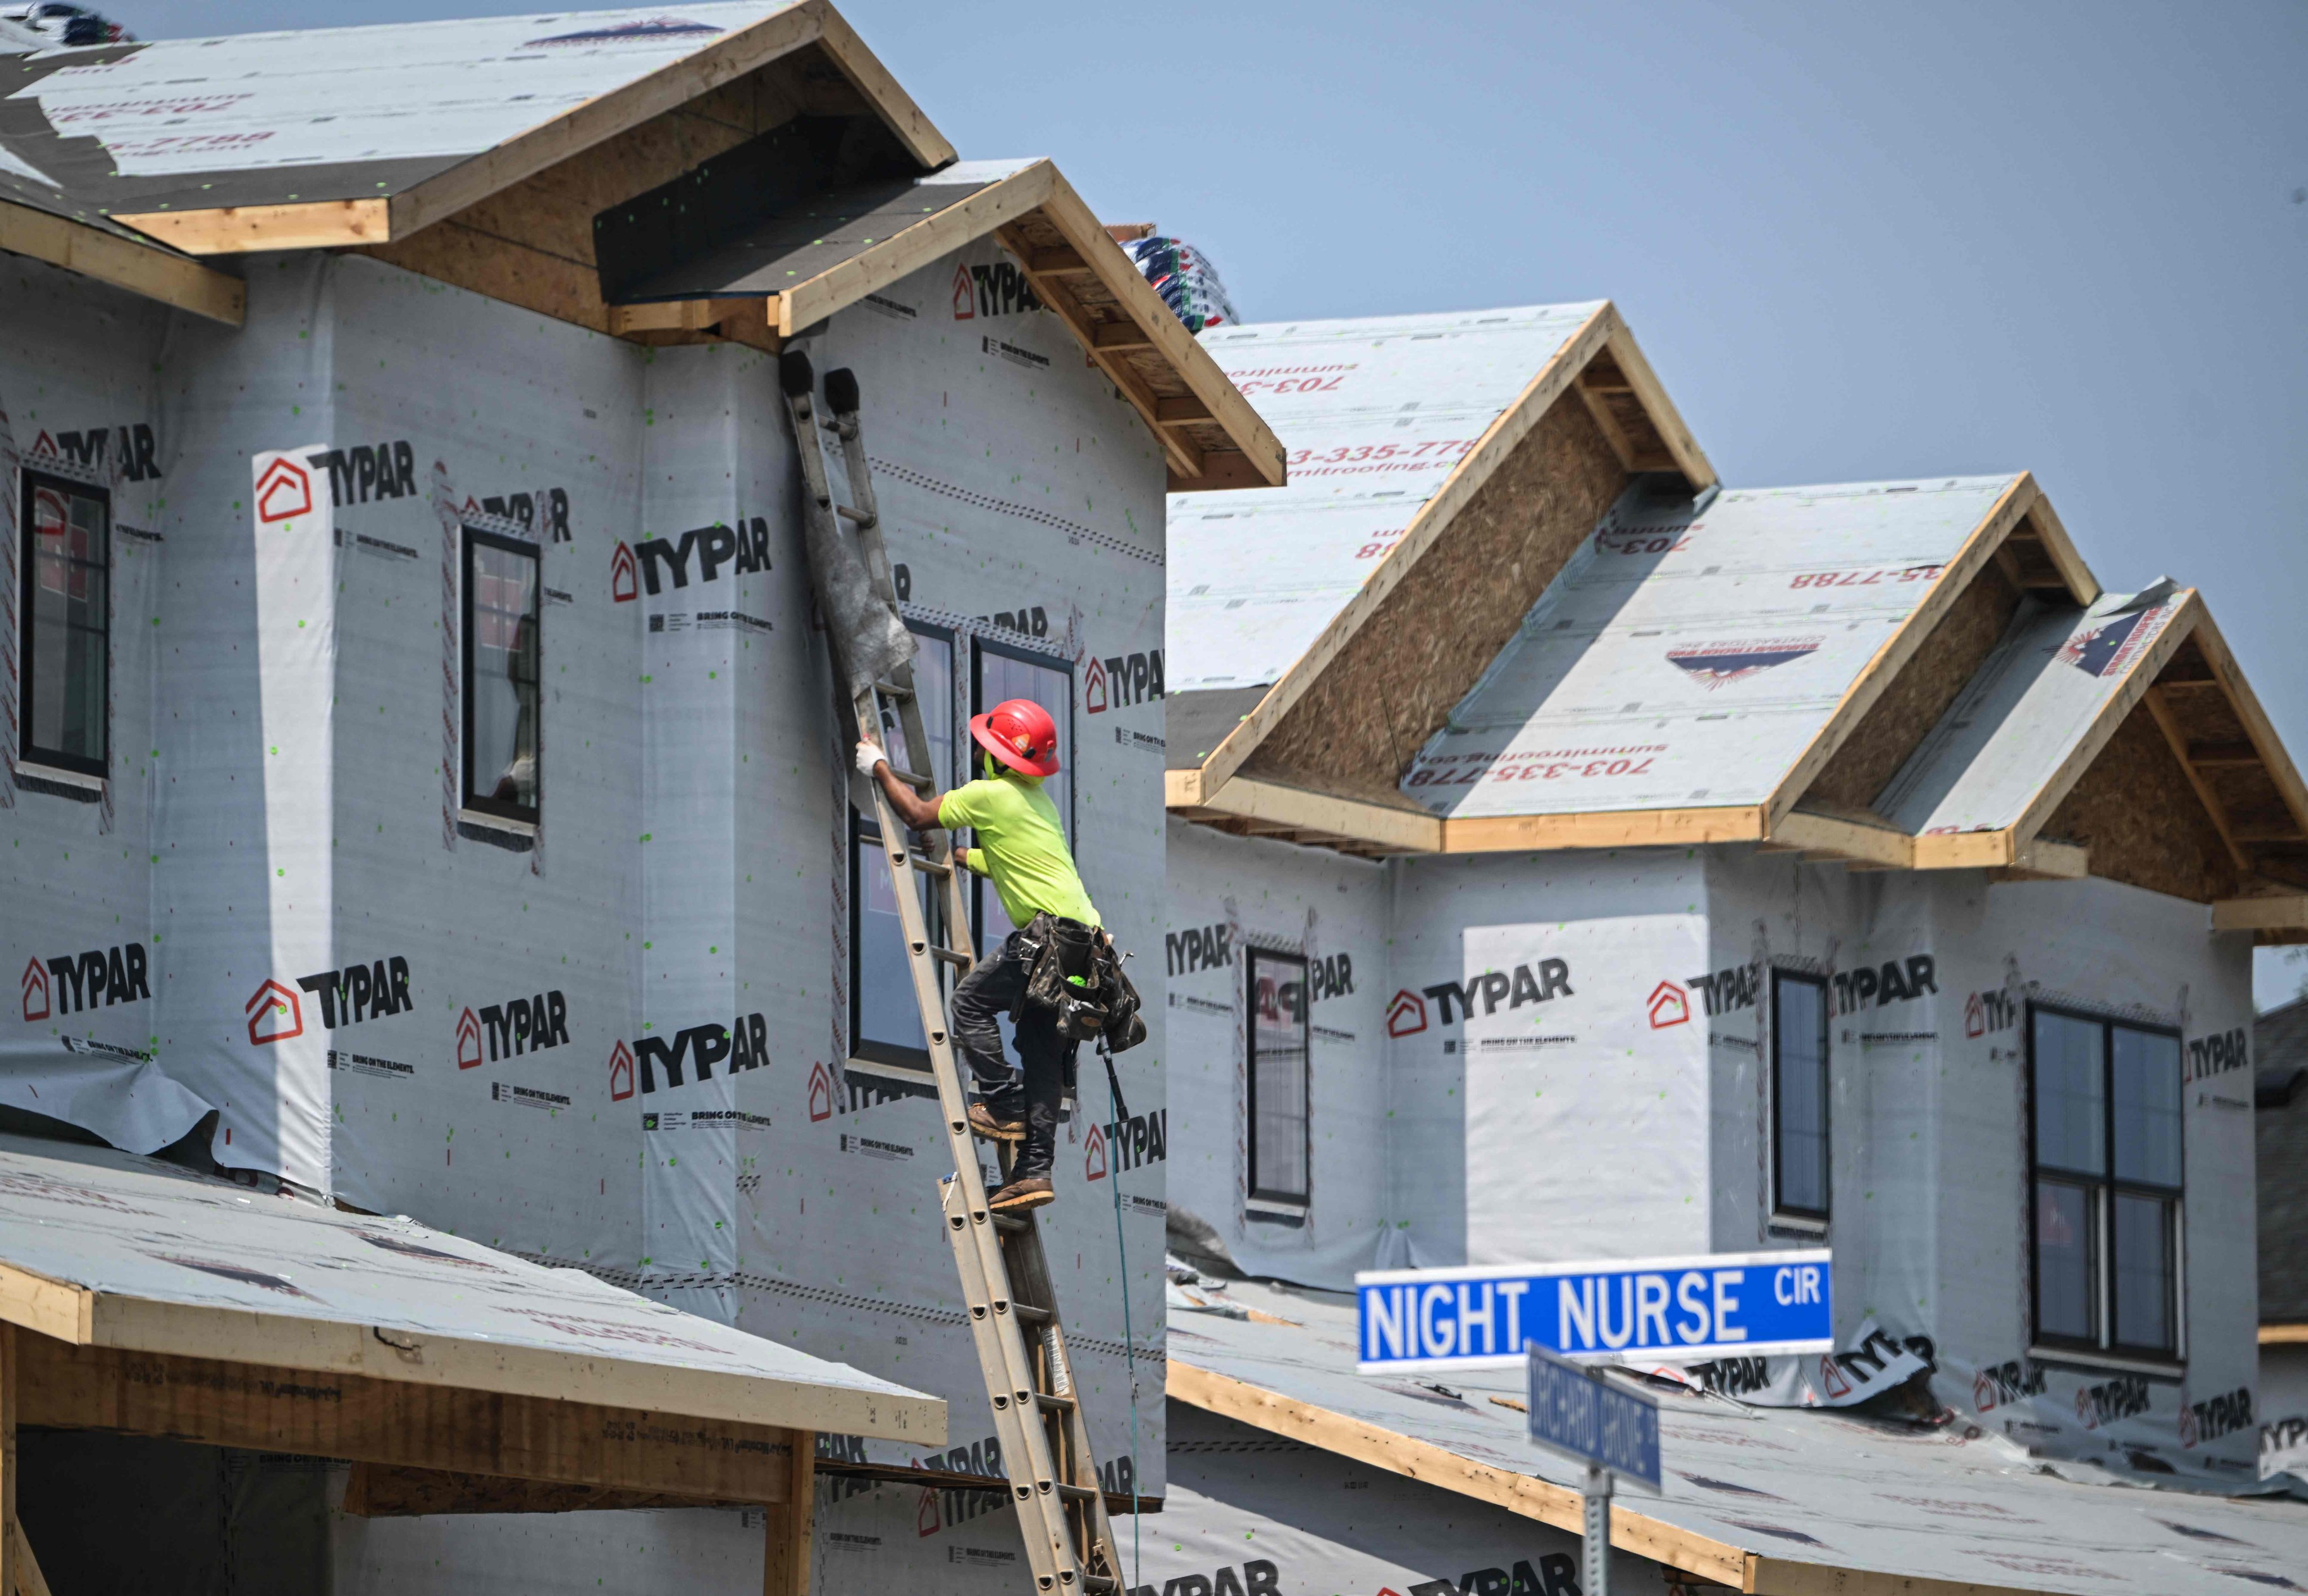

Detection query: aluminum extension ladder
xmin=779 ymin=351 xmax=1124 ymax=1596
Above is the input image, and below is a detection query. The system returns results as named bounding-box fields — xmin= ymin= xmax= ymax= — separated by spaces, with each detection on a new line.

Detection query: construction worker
xmin=858 ymin=697 xmax=1097 ymax=1214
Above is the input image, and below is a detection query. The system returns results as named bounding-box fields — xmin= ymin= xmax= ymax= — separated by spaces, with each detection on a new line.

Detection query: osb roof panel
xmin=612 ymin=157 xmax=1025 ymax=300
xmin=1873 ymin=585 xmax=2188 ymax=835
xmin=1166 ymin=303 xmax=1603 ymax=694
xmin=1402 ymin=475 xmax=2021 ymax=818
xmin=0 ymin=4 xmax=800 ymax=215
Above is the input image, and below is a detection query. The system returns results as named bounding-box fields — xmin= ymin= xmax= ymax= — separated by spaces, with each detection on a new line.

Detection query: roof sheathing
xmin=1170 ymin=300 xmax=1714 ymax=819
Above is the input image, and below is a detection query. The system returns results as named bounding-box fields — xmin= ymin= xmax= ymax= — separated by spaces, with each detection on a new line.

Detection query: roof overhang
xmin=0 ymin=198 xmax=245 ymax=324
xmin=0 ymin=1134 xmax=938 ymax=1523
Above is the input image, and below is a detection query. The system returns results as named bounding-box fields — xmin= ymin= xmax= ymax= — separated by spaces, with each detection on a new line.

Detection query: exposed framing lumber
xmin=0 ymin=1260 xmax=938 ymax=1438
xmin=2141 ymin=685 xmax=2253 ymax=875
xmin=19 ymin=1337 xmax=797 ymax=1504
xmin=118 ymin=1 xmax=951 ymax=254
xmin=1767 ymin=806 xmax=1914 ymax=868
xmin=1763 ymin=475 xmax=2043 ymax=832
xmin=1167 ymin=1360 xmax=1748 ymax=1589
xmin=782 ymin=162 xmax=1055 ymax=335
xmin=2003 ymin=494 xmax=2099 ymax=605
xmin=1 ymin=1325 xmax=14 ymax=1596
xmin=1598 ymin=326 xmax=1711 ymax=489
xmin=1190 ymin=303 xmax=1712 ymax=796
xmin=2189 ymin=611 xmax=2308 ymax=844
xmin=2004 ymin=592 xmax=2207 ymax=854
xmin=2212 ymin=896 xmax=2308 ymax=933
xmin=0 ymin=199 xmax=245 ymax=325
xmin=1168 ymin=771 xmax=1442 ymax=853
xmin=1443 ymin=804 xmax=1765 ymax=854
xmin=765 ymin=1430 xmax=817 ymax=1596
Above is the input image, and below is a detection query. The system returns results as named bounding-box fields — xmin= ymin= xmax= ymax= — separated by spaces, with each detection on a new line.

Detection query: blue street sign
xmin=1355 ymin=1249 xmax=1831 ymax=1373
xmin=1526 ymin=1344 xmax=1661 ymax=1491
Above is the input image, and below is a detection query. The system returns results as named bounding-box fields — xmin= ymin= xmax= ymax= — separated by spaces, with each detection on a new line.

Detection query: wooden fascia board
xmin=776 ymin=160 xmax=1057 ymax=334
xmin=1029 ymin=170 xmax=1286 ymax=490
xmin=1767 ymin=809 xmax=1913 ymax=868
xmin=2007 ymin=591 xmax=2207 ymax=849
xmin=1167 ymin=1360 xmax=1749 ymax=1589
xmin=2013 ymin=492 xmax=2099 ymax=606
xmin=1762 ymin=473 xmax=2041 ymax=833
xmin=1602 ymin=323 xmax=1715 ymax=490
xmin=0 ymin=1282 xmax=940 ymax=1440
xmin=2212 ymin=895 xmax=2308 ymax=933
xmin=1180 ymin=775 xmax=1443 ymax=853
xmin=1441 ymin=804 xmax=1767 ymax=854
xmin=1743 ymin=1559 xmax=2045 ymax=1596
xmin=2187 ymin=609 xmax=2308 ymax=844
xmin=1194 ymin=302 xmax=1623 ymax=796
xmin=0 ymin=198 xmax=244 ymax=325
xmin=117 ymin=0 xmax=952 ymax=255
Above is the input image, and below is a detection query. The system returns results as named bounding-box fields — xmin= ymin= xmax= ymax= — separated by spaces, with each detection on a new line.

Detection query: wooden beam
xmin=1182 ymin=775 xmax=1444 ymax=854
xmin=2142 ymin=686 xmax=2252 ymax=875
xmin=1 ymin=1325 xmax=14 ymax=1596
xmin=780 ymin=161 xmax=1057 ymax=336
xmin=1601 ymin=326 xmax=1716 ymax=491
xmin=1155 ymin=394 xmax=1213 ymax=424
xmin=1027 ymin=247 xmax=1089 ymax=274
xmin=1573 ymin=379 xmax=1640 ymax=473
xmin=608 ymin=298 xmax=762 ymax=335
xmin=341 ymin=1465 xmax=721 ymax=1517
xmin=2012 ymin=493 xmax=2099 ymax=605
xmin=2213 ymin=897 xmax=2308 ymax=933
xmin=1767 ymin=808 xmax=1913 ymax=869
xmin=765 ymin=1430 xmax=817 ymax=1596
xmin=805 ymin=0 xmax=959 ymax=170
xmin=0 ymin=200 xmax=245 ymax=326
xmin=1168 ymin=1360 xmax=1748 ymax=1589
xmin=1765 ymin=473 xmax=2040 ymax=832
xmin=1746 ymin=1558 xmax=2042 ymax=1596
xmin=2187 ymin=610 xmax=2308 ymax=845
xmin=2187 ymin=742 xmax=2265 ymax=767
xmin=2261 ymin=1323 xmax=2308 ymax=1344
xmin=8 ymin=1518 xmax=48 ymax=1596
xmin=116 ymin=197 xmax=390 ymax=254
xmin=1091 ymin=322 xmax=1152 ymax=349
xmin=1443 ymin=804 xmax=1767 ymax=854
xmin=2006 ymin=593 xmax=2207 ymax=855
xmin=18 ymin=1337 xmax=796 ymax=1504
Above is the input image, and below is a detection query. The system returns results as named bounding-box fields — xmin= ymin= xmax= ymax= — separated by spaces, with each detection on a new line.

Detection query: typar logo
xmin=633 ymin=1010 xmax=767 ymax=1093
xmin=1647 ymin=979 xmax=1690 ymax=1029
xmin=245 ymin=980 xmax=304 ymax=1045
xmin=1085 ymin=1108 xmax=1166 ymax=1182
xmin=455 ymin=1008 xmax=484 ymax=1069
xmin=254 ymin=456 xmax=313 ymax=524
xmin=631 ymin=519 xmax=771 ymax=595
xmin=954 ymin=260 xmax=1041 ymax=320
xmin=608 ymin=1040 xmax=636 ymax=1102
xmin=950 ymin=263 xmax=976 ymax=320
xmin=1088 ymin=649 xmax=1163 ymax=713
xmin=1666 ymin=637 xmax=1823 ymax=689
xmin=610 ymin=540 xmax=639 ymax=603
xmin=1385 ymin=989 xmax=1428 ymax=1038
xmin=21 ymin=959 xmax=50 ymax=1022
xmin=1417 ymin=959 xmax=1574 ymax=1026
xmin=808 ymin=1061 xmax=834 ymax=1122
xmin=457 ymin=991 xmax=570 ymax=1069
xmin=1083 ymin=1121 xmax=1107 ymax=1182
xmin=1084 ymin=656 xmax=1107 ymax=713
xmin=1965 ymin=989 xmax=2017 ymax=1039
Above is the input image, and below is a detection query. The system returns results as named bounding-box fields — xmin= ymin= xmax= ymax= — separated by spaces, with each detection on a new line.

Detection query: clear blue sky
xmin=112 ymin=1 xmax=2308 ymax=1003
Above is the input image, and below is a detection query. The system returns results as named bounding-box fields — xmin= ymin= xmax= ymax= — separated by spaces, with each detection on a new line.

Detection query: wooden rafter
xmin=0 ymin=199 xmax=244 ymax=325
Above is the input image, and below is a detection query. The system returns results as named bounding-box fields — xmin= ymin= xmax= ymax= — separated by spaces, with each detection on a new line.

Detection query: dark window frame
xmin=459 ymin=525 xmax=542 ymax=826
xmin=1770 ymin=969 xmax=1832 ymax=1223
xmin=17 ymin=467 xmax=112 ymax=779
xmin=2025 ymin=1002 xmax=2185 ymax=1362
xmin=967 ymin=632 xmax=1075 ymax=948
xmin=1246 ymin=946 xmax=1312 ymax=1208
xmin=849 ymin=620 xmax=956 ymax=1074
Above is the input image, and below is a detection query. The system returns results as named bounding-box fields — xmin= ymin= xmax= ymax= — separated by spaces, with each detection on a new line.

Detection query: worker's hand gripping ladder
xmin=778 ymin=352 xmax=1124 ymax=1596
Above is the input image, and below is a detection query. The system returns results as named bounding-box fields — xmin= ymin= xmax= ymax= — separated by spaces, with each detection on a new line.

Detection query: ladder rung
xmin=1011 ymin=1302 xmax=1051 ymax=1324
xmin=1082 ymin=1576 xmax=1120 ymax=1593
xmin=1055 ymin=1482 xmax=1097 ymax=1503
xmin=1034 ymin=1392 xmax=1077 ymax=1412
xmin=928 ymin=946 xmax=972 ymax=968
xmin=871 ymin=677 xmax=913 ymax=699
xmin=992 ymin=1213 xmax=1028 ymax=1234
xmin=837 ymin=503 xmax=880 ymax=529
xmin=896 ymin=851 xmax=951 ymax=877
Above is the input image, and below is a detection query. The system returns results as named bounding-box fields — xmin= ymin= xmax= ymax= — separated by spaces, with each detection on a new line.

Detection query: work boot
xmin=988 ymin=1175 xmax=1053 ymax=1214
xmin=968 ymin=1103 xmax=1026 ymax=1143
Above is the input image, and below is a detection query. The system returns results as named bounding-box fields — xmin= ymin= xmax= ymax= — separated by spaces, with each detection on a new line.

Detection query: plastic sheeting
xmin=1167 ymin=304 xmax=1602 ymax=696
xmin=1875 ymin=582 xmax=2183 ymax=835
xmin=1118 ymin=237 xmax=1237 ymax=335
xmin=1172 ymin=1278 xmax=2308 ymax=1594
xmin=1402 ymin=476 xmax=2020 ymax=818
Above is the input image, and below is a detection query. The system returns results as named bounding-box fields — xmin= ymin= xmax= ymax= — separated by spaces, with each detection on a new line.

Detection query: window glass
xmin=2031 ymin=1010 xmax=2105 ymax=1175
xmin=2111 ymin=1028 xmax=2182 ymax=1186
xmin=850 ymin=624 xmax=952 ymax=1069
xmin=974 ymin=642 xmax=1071 ymax=840
xmin=2111 ymin=1192 xmax=2173 ymax=1352
xmin=21 ymin=472 xmax=109 ymax=775
xmin=1247 ymin=950 xmax=1309 ymax=1204
xmin=463 ymin=531 xmax=539 ymax=819
xmin=1771 ymin=972 xmax=1829 ymax=1218
xmin=2034 ymin=1178 xmax=2096 ymax=1342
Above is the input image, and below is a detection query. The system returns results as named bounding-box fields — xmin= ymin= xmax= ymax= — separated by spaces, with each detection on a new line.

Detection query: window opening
xmin=460 ymin=528 xmax=541 ymax=824
xmin=1771 ymin=970 xmax=1831 ymax=1222
xmin=1247 ymin=948 xmax=1310 ymax=1207
xmin=968 ymin=635 xmax=1073 ymax=951
xmin=19 ymin=470 xmax=110 ymax=778
xmin=850 ymin=623 xmax=953 ymax=1069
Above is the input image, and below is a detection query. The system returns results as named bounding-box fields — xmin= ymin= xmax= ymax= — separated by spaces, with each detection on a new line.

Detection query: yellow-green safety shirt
xmin=937 ymin=773 xmax=1100 ymax=929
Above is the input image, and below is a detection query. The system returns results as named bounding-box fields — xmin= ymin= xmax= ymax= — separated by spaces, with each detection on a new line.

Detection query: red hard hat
xmin=969 ymin=698 xmax=1061 ymax=777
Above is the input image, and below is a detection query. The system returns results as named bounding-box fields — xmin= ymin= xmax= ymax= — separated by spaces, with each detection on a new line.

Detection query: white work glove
xmin=855 ymin=739 xmax=887 ymax=778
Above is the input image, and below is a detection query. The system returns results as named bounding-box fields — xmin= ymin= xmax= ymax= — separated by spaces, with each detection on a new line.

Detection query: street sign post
xmin=1525 ymin=1343 xmax=1662 ymax=1596
xmin=1356 ymin=1248 xmax=1832 ymax=1374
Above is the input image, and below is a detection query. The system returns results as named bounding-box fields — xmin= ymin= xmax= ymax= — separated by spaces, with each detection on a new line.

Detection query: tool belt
xmin=1012 ymin=913 xmax=1146 ymax=1053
